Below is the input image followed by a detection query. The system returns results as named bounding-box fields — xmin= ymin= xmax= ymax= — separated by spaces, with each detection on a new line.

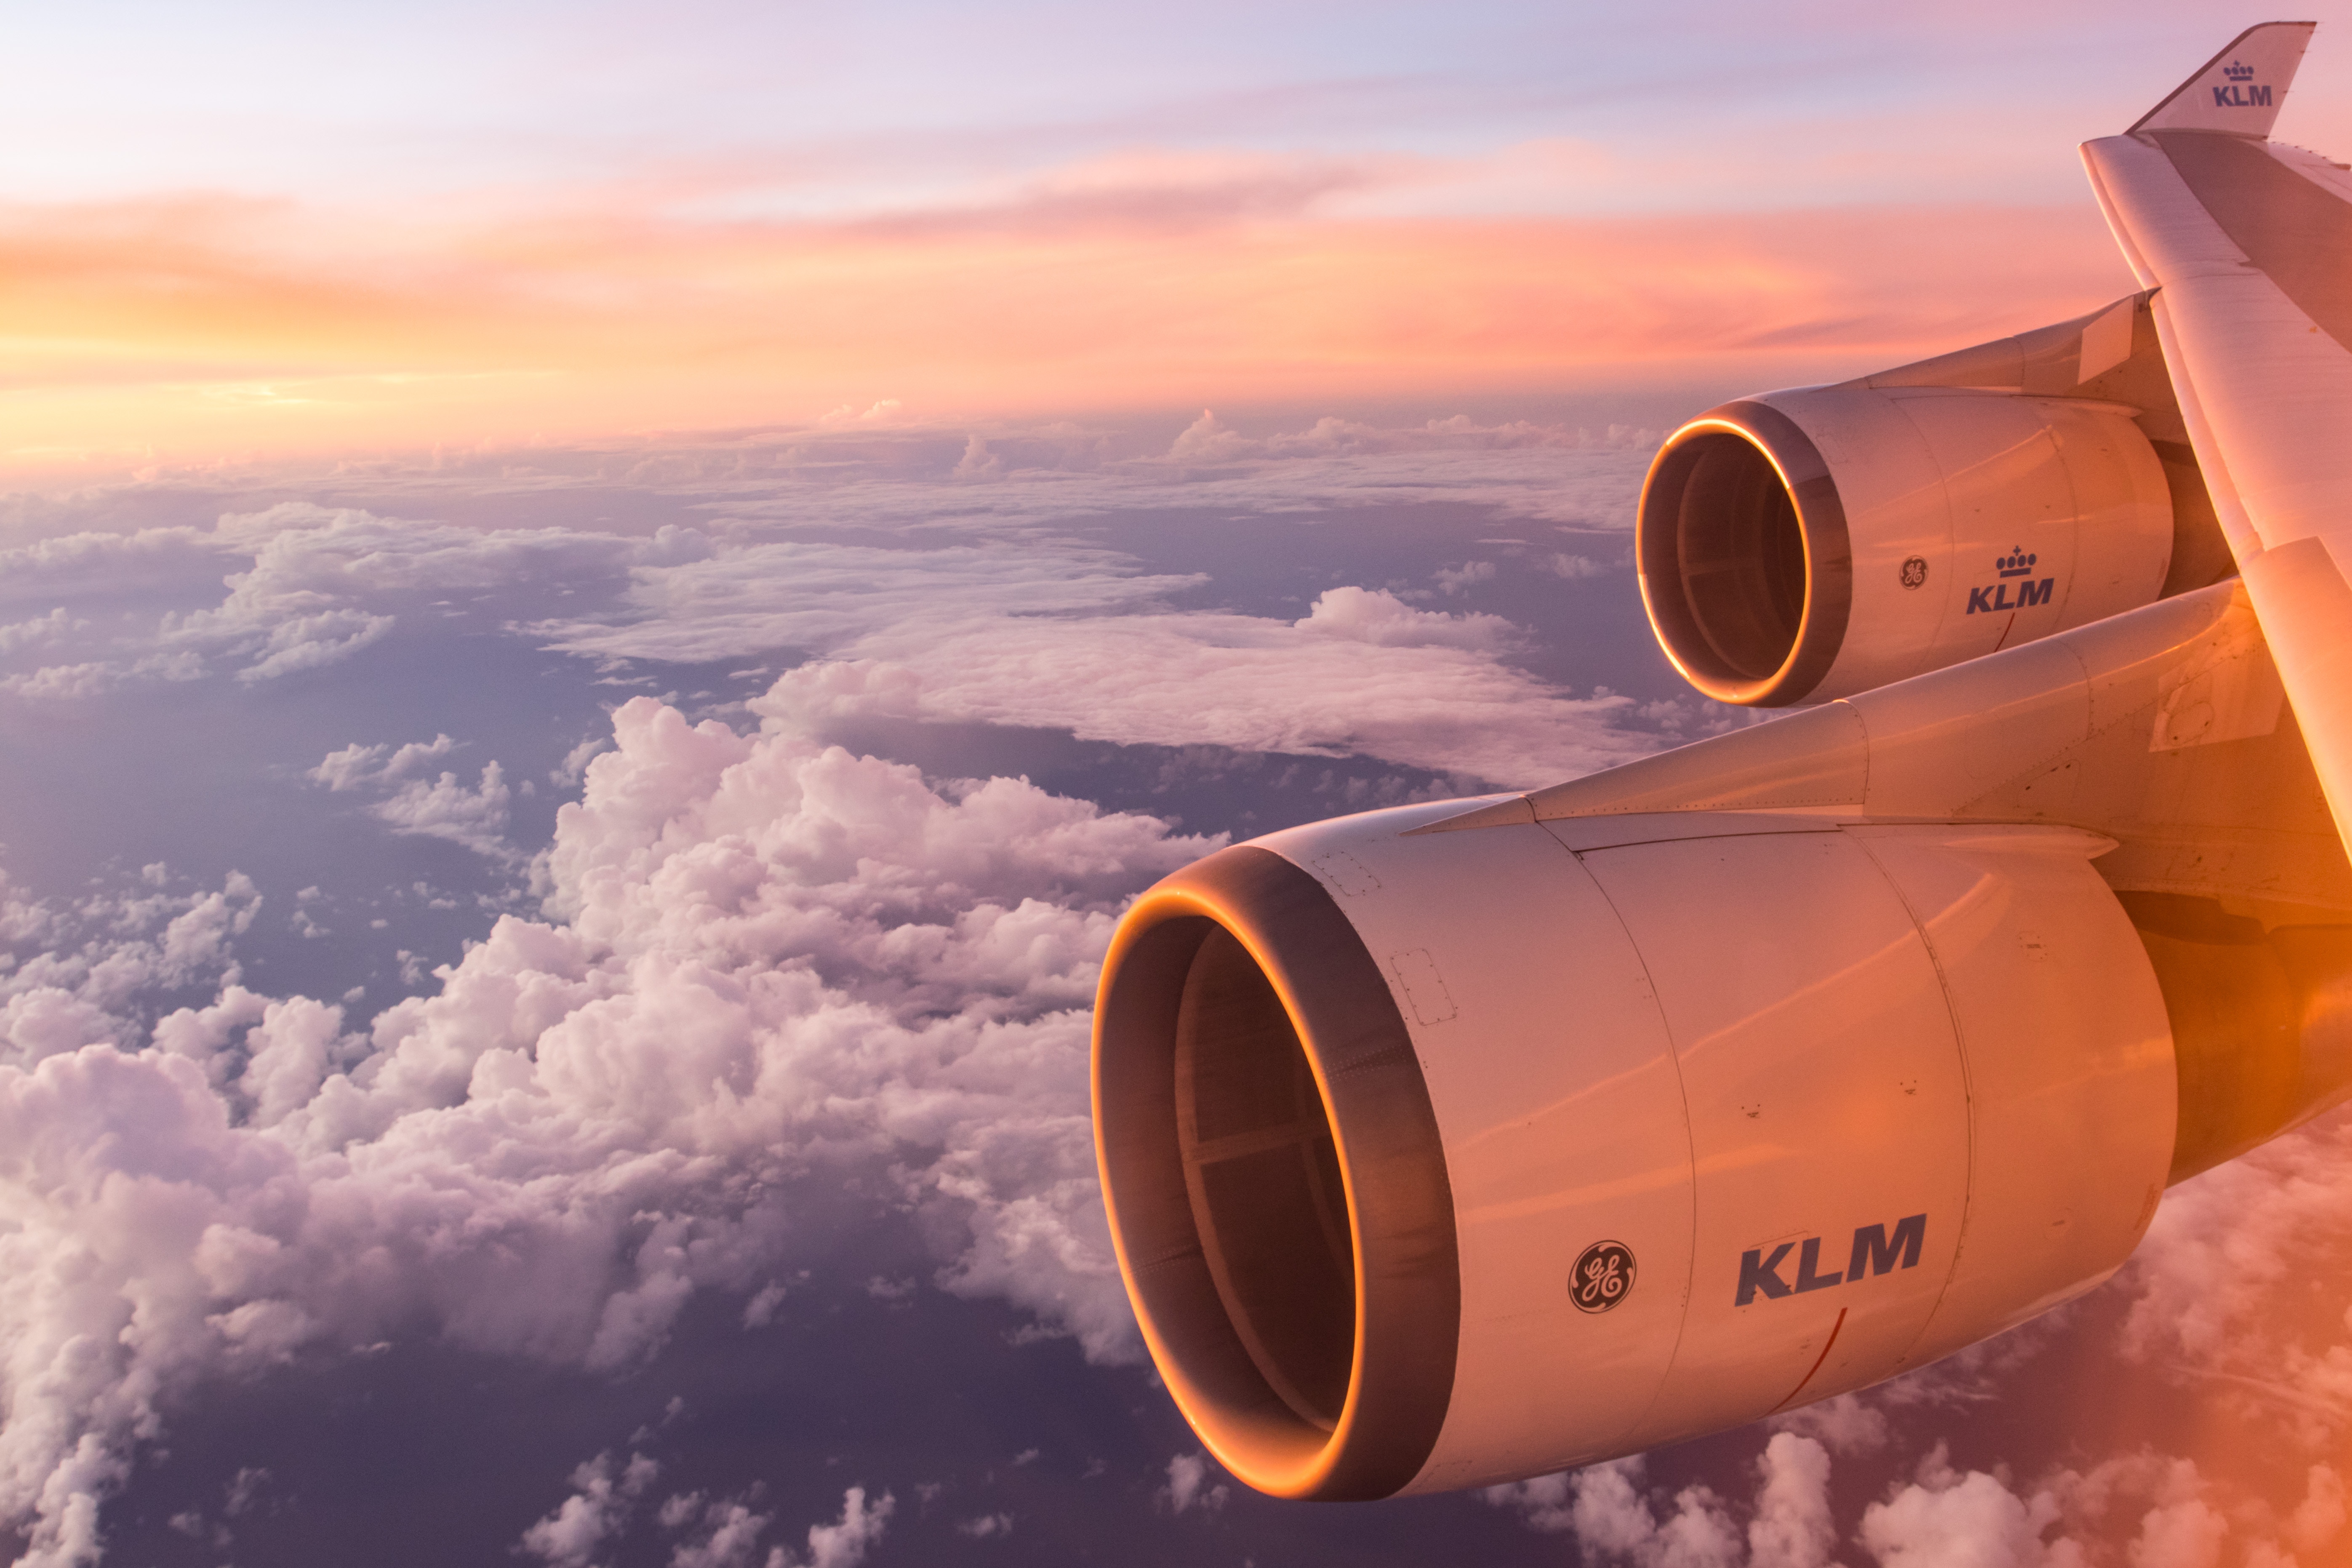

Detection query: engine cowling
xmin=1637 ymin=387 xmax=2175 ymax=705
xmin=1092 ymin=801 xmax=2174 ymax=1499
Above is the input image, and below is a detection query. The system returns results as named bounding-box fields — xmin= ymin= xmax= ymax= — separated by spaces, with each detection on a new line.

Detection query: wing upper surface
xmin=2085 ymin=19 xmax=2352 ymax=853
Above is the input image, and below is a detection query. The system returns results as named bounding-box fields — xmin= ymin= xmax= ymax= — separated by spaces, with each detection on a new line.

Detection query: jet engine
xmin=1095 ymin=572 xmax=2352 ymax=1500
xmin=1093 ymin=804 xmax=2174 ymax=1499
xmin=1636 ymin=294 xmax=2227 ymax=707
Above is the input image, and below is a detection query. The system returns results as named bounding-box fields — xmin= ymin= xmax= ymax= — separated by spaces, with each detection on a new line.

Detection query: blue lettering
xmin=2215 ymin=85 xmax=2235 ymax=107
xmin=1994 ymin=583 xmax=2014 ymax=612
xmin=1737 ymin=1243 xmax=1794 ymax=1304
xmin=2255 ymin=85 xmax=2272 ymax=107
xmin=1967 ymin=586 xmax=1995 ymax=615
xmin=2017 ymin=577 xmax=2055 ymax=608
xmin=1848 ymin=1214 xmax=1928 ymax=1278
xmin=1794 ymin=1236 xmax=1843 ymax=1293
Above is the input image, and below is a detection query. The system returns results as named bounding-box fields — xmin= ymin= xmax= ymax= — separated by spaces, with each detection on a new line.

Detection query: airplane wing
xmin=2078 ymin=23 xmax=2352 ymax=849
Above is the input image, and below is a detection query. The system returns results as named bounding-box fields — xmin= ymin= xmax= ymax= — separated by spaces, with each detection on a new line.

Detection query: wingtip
xmin=2128 ymin=21 xmax=2317 ymax=139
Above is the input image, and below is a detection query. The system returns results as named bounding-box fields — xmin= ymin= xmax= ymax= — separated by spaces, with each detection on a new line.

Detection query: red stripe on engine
xmin=1770 ymin=1307 xmax=1848 ymax=1413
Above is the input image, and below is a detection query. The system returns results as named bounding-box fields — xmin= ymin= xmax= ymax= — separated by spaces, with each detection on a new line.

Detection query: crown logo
xmin=1997 ymin=547 xmax=2038 ymax=579
xmin=2224 ymin=60 xmax=2256 ymax=81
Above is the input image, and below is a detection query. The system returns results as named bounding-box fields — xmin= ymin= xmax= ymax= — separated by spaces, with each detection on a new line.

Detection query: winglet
xmin=2130 ymin=21 xmax=2316 ymax=138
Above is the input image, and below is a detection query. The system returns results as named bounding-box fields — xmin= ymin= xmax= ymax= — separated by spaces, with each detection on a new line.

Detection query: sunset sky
xmin=13 ymin=1 xmax=2352 ymax=470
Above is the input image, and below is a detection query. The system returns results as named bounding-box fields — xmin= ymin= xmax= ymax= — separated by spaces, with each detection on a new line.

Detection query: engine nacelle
xmin=1093 ymin=802 xmax=2173 ymax=1499
xmin=1637 ymin=386 xmax=2175 ymax=705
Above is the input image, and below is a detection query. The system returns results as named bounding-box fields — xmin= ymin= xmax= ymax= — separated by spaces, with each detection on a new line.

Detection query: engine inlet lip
xmin=1091 ymin=845 xmax=1460 ymax=1501
xmin=1637 ymin=399 xmax=1854 ymax=707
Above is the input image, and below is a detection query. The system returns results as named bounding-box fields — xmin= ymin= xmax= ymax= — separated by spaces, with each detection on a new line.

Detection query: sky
xmin=5 ymin=5 xmax=2352 ymax=1568
xmin=11 ymin=1 xmax=2352 ymax=471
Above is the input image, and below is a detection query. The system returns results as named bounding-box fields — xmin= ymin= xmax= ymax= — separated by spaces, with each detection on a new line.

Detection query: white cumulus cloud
xmin=776 ymin=1486 xmax=893 ymax=1568
xmin=0 ymin=694 xmax=1215 ymax=1562
xmin=1159 ymin=1453 xmax=1229 ymax=1517
xmin=757 ymin=587 xmax=1651 ymax=790
xmin=519 ymin=1451 xmax=660 ymax=1568
xmin=308 ymin=735 xmax=514 ymax=858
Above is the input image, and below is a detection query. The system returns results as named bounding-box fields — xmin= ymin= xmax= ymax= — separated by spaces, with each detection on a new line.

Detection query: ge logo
xmin=1900 ymin=556 xmax=1930 ymax=590
xmin=1571 ymin=1240 xmax=1637 ymax=1313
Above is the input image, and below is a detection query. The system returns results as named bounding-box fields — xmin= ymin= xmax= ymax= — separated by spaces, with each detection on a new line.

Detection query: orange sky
xmin=1 ymin=189 xmax=2138 ymax=477
xmin=13 ymin=5 xmax=2349 ymax=481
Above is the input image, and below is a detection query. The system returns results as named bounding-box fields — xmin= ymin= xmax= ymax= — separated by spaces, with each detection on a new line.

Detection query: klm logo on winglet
xmin=2215 ymin=61 xmax=2272 ymax=108
xmin=1966 ymin=547 xmax=2053 ymax=614
xmin=1736 ymin=1214 xmax=1925 ymax=1305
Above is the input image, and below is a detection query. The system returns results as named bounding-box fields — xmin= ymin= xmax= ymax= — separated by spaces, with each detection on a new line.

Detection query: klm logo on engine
xmin=1966 ymin=547 xmax=2053 ymax=615
xmin=1736 ymin=1213 xmax=1925 ymax=1305
xmin=2214 ymin=61 xmax=2272 ymax=109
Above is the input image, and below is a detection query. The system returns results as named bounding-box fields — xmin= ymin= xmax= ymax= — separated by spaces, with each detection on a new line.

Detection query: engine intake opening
xmin=1637 ymin=405 xmax=1851 ymax=707
xmin=1093 ymin=845 xmax=1459 ymax=1499
xmin=1176 ymin=927 xmax=1356 ymax=1430
xmin=1670 ymin=435 xmax=1805 ymax=680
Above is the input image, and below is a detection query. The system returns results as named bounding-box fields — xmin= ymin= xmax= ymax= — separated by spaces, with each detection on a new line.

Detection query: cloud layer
xmin=757 ymin=592 xmax=1648 ymax=789
xmin=0 ymin=693 xmax=1216 ymax=1565
xmin=3 ymin=453 xmax=1673 ymax=790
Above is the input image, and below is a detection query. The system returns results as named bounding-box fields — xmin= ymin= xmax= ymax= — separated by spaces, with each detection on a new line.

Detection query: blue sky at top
xmin=8 ymin=1 xmax=2348 ymax=214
